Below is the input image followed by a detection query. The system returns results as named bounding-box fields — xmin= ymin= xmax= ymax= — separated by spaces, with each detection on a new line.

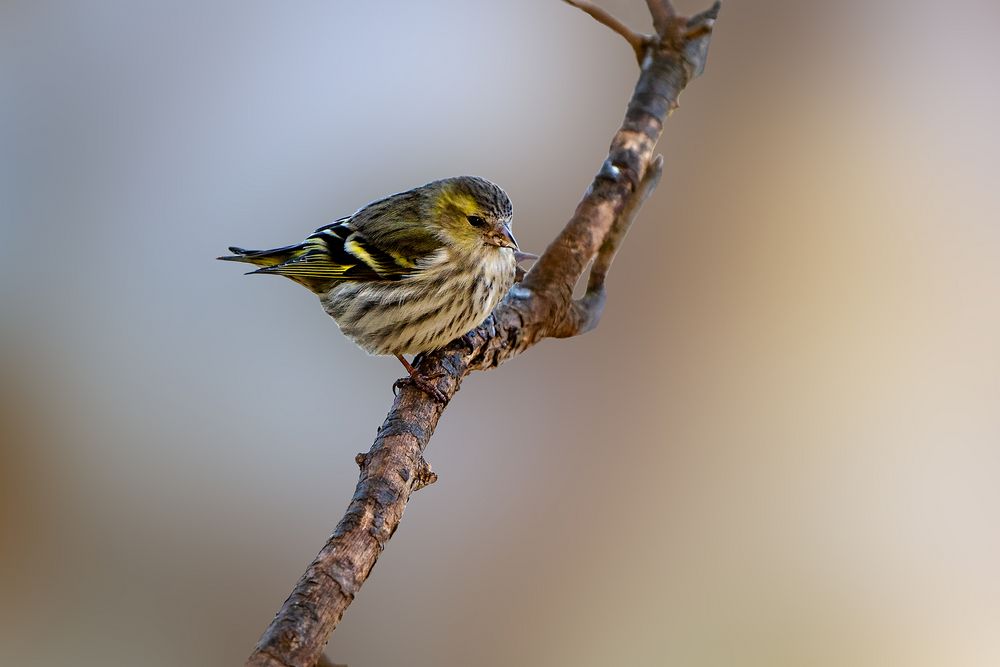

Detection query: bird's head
xmin=430 ymin=176 xmax=517 ymax=252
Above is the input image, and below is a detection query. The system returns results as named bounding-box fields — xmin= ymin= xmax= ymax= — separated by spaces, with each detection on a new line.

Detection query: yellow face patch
xmin=437 ymin=187 xmax=483 ymax=218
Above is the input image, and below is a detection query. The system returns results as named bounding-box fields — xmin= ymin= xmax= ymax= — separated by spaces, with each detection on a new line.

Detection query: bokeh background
xmin=3 ymin=0 xmax=999 ymax=665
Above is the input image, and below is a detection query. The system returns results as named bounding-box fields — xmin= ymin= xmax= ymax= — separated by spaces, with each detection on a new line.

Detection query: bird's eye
xmin=467 ymin=215 xmax=487 ymax=228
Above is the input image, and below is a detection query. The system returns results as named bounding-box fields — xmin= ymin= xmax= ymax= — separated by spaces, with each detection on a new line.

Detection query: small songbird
xmin=219 ymin=176 xmax=527 ymax=399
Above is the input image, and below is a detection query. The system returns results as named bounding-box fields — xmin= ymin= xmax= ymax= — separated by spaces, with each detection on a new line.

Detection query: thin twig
xmin=562 ymin=0 xmax=647 ymax=62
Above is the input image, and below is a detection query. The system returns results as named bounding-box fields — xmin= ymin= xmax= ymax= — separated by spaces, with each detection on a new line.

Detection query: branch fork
xmin=246 ymin=2 xmax=721 ymax=665
xmin=563 ymin=0 xmax=719 ymax=65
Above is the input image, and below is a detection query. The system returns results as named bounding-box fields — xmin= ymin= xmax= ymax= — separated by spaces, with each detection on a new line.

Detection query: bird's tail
xmin=218 ymin=240 xmax=341 ymax=293
xmin=217 ymin=244 xmax=308 ymax=268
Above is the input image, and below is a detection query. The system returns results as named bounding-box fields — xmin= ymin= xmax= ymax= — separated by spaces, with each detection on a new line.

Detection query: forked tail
xmin=217 ymin=240 xmax=341 ymax=293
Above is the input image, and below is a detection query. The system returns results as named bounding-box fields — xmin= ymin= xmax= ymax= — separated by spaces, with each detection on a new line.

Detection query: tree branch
xmin=245 ymin=3 xmax=720 ymax=665
xmin=551 ymin=154 xmax=663 ymax=338
xmin=561 ymin=0 xmax=648 ymax=62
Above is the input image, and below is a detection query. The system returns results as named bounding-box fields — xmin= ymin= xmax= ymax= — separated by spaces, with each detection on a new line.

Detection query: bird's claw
xmin=394 ymin=374 xmax=448 ymax=404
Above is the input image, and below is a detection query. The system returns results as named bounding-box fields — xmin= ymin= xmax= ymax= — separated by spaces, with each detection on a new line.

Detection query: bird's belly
xmin=320 ymin=260 xmax=514 ymax=356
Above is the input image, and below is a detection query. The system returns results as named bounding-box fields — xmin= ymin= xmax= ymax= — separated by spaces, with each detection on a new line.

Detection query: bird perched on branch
xmin=219 ymin=176 xmax=531 ymax=400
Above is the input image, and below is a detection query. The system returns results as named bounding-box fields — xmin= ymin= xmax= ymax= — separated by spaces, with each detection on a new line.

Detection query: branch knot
xmin=412 ymin=458 xmax=438 ymax=492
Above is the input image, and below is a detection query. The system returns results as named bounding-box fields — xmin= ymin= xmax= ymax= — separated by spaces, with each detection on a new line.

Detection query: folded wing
xmin=218 ymin=215 xmax=442 ymax=294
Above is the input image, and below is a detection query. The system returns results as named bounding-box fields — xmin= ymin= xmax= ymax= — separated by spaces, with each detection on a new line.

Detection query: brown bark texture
xmin=246 ymin=2 xmax=721 ymax=665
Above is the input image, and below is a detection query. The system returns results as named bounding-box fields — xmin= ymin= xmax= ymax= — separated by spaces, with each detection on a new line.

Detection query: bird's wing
xmin=305 ymin=219 xmax=432 ymax=281
xmin=233 ymin=187 xmax=445 ymax=290
xmin=253 ymin=215 xmax=443 ymax=288
xmin=310 ymin=188 xmax=446 ymax=280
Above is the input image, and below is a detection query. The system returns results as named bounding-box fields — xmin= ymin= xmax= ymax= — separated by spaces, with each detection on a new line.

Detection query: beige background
xmin=3 ymin=1 xmax=999 ymax=665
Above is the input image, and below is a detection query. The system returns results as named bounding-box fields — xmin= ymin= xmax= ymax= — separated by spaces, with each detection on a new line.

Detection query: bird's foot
xmin=393 ymin=373 xmax=448 ymax=403
xmin=393 ymin=353 xmax=448 ymax=403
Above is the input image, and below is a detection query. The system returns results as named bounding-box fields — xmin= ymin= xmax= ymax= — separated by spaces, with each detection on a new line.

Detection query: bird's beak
xmin=494 ymin=223 xmax=519 ymax=250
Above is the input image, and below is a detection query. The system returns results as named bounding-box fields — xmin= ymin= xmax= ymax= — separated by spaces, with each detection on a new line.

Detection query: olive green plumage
xmin=219 ymin=176 xmax=521 ymax=359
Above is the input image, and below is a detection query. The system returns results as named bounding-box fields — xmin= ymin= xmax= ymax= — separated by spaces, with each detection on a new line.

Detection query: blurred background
xmin=3 ymin=0 xmax=999 ymax=665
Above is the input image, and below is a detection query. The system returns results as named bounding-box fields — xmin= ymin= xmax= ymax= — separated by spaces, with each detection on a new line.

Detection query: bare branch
xmin=244 ymin=3 xmax=721 ymax=665
xmin=588 ymin=153 xmax=664 ymax=293
xmin=562 ymin=0 xmax=648 ymax=62
xmin=245 ymin=388 xmax=449 ymax=667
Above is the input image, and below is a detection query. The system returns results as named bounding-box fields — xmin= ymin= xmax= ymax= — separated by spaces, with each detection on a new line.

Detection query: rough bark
xmin=246 ymin=2 xmax=721 ymax=665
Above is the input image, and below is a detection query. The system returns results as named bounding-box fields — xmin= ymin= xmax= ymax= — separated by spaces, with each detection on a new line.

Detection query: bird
xmin=219 ymin=176 xmax=530 ymax=400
